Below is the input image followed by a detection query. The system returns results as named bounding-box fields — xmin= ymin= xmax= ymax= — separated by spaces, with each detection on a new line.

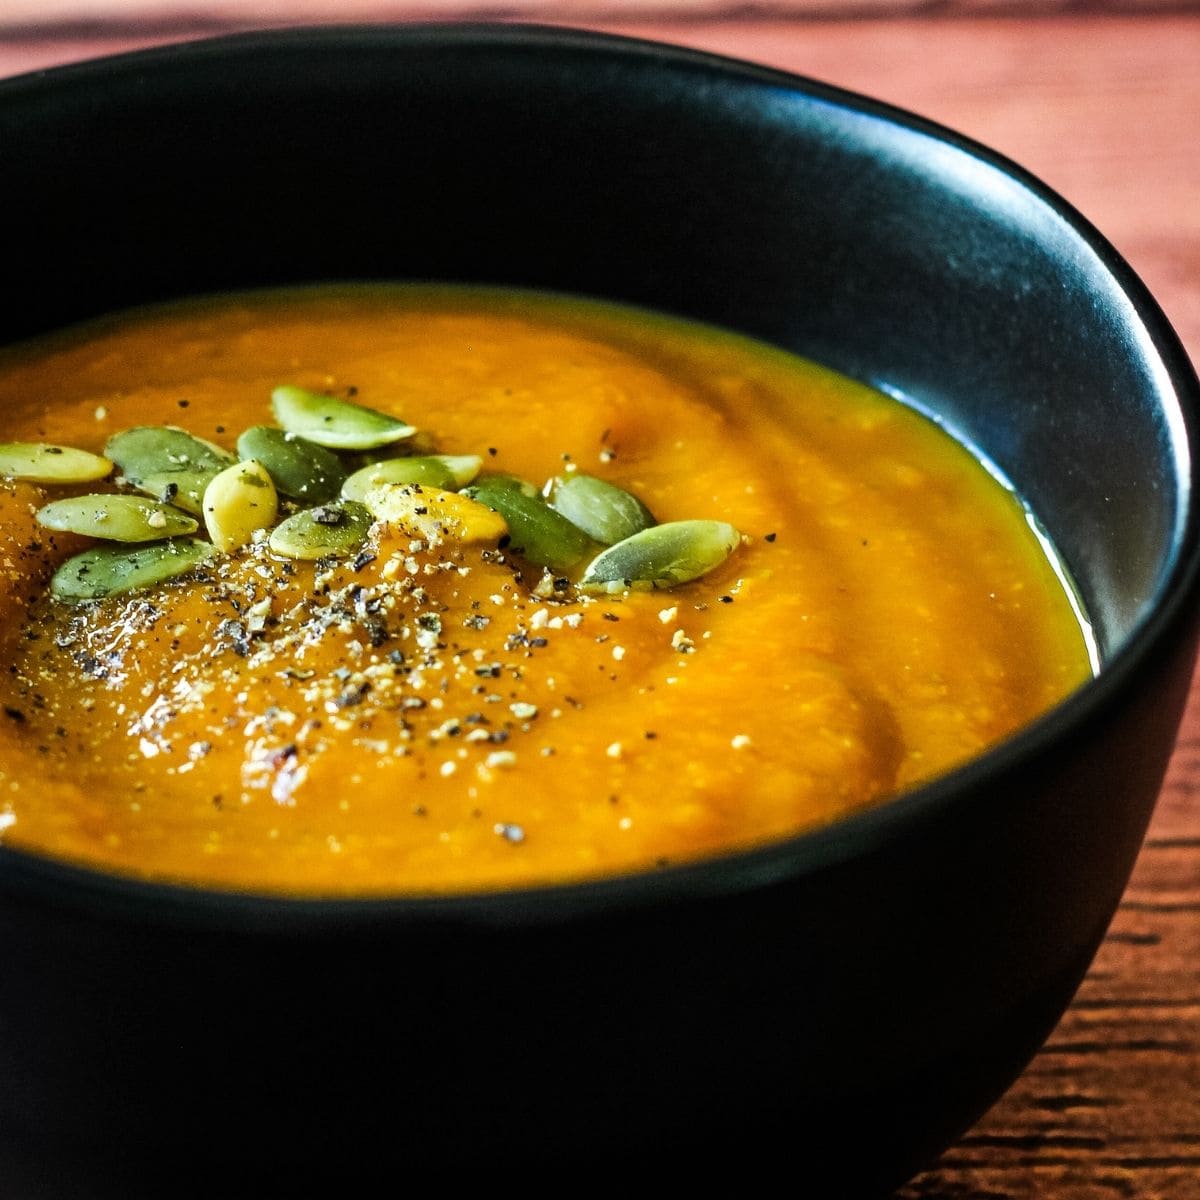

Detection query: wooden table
xmin=2 ymin=6 xmax=1198 ymax=1196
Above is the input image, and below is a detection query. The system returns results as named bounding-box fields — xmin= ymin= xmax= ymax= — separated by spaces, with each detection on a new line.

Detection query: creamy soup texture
xmin=0 ymin=286 xmax=1092 ymax=893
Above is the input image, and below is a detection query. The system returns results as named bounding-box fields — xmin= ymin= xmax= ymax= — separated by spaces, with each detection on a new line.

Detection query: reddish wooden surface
xmin=2 ymin=9 xmax=1198 ymax=1197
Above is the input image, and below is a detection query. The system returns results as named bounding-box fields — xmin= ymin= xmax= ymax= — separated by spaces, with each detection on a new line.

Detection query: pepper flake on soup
xmin=0 ymin=286 xmax=1093 ymax=893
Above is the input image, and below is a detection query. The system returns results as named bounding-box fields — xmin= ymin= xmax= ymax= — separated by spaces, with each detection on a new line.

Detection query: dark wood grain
xmin=2 ymin=0 xmax=1197 ymax=33
xmin=1 ymin=10 xmax=1198 ymax=1197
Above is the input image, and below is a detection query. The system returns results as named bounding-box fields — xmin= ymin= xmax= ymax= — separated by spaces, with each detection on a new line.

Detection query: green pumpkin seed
xmin=545 ymin=473 xmax=655 ymax=545
xmin=236 ymin=426 xmax=346 ymax=502
xmin=578 ymin=520 xmax=741 ymax=593
xmin=0 ymin=442 xmax=113 ymax=484
xmin=463 ymin=475 xmax=593 ymax=570
xmin=203 ymin=459 xmax=279 ymax=553
xmin=341 ymin=454 xmax=482 ymax=501
xmin=271 ymin=386 xmax=415 ymax=450
xmin=50 ymin=538 xmax=218 ymax=601
xmin=36 ymin=494 xmax=198 ymax=542
xmin=267 ymin=500 xmax=373 ymax=561
xmin=130 ymin=473 xmax=211 ymax=516
xmin=105 ymin=426 xmax=235 ymax=516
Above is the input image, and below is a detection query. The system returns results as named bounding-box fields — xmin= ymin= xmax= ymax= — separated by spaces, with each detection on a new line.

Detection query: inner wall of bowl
xmin=0 ymin=27 xmax=1188 ymax=658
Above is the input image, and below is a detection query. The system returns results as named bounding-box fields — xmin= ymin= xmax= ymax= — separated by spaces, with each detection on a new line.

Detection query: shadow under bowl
xmin=0 ymin=24 xmax=1198 ymax=1196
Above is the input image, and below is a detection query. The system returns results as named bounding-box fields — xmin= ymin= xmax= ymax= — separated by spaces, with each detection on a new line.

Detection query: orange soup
xmin=0 ymin=286 xmax=1092 ymax=893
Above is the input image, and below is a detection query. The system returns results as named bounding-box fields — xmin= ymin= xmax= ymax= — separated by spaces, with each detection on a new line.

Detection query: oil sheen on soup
xmin=0 ymin=286 xmax=1093 ymax=893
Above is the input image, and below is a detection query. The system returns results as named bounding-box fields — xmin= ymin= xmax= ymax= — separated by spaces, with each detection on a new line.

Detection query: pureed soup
xmin=0 ymin=286 xmax=1092 ymax=894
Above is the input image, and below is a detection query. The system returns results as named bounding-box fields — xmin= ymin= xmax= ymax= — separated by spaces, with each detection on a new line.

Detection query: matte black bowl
xmin=1 ymin=25 xmax=1197 ymax=1198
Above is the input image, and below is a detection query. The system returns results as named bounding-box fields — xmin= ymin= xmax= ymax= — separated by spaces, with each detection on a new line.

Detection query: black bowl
xmin=0 ymin=25 xmax=1197 ymax=1197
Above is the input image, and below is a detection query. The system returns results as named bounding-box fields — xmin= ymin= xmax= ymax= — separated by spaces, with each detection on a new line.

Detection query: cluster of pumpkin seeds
xmin=0 ymin=385 xmax=740 ymax=601
xmin=463 ymin=475 xmax=741 ymax=593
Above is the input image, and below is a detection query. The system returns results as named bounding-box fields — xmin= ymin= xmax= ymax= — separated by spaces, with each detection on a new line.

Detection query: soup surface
xmin=0 ymin=286 xmax=1091 ymax=893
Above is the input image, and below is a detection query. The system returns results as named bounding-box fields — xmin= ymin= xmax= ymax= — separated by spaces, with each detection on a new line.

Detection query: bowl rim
xmin=1 ymin=21 xmax=1198 ymax=931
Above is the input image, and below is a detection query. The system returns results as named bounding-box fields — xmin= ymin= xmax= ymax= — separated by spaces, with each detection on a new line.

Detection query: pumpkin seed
xmin=341 ymin=454 xmax=482 ymax=501
xmin=0 ymin=442 xmax=113 ymax=484
xmin=236 ymin=426 xmax=346 ymax=502
xmin=267 ymin=499 xmax=373 ymax=561
xmin=203 ymin=459 xmax=279 ymax=553
xmin=463 ymin=475 xmax=593 ymax=570
xmin=545 ymin=473 xmax=655 ymax=545
xmin=362 ymin=483 xmax=508 ymax=544
xmin=50 ymin=538 xmax=218 ymax=601
xmin=36 ymin=494 xmax=198 ymax=542
xmin=578 ymin=520 xmax=741 ymax=593
xmin=271 ymin=385 xmax=415 ymax=450
xmin=105 ymin=426 xmax=235 ymax=516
